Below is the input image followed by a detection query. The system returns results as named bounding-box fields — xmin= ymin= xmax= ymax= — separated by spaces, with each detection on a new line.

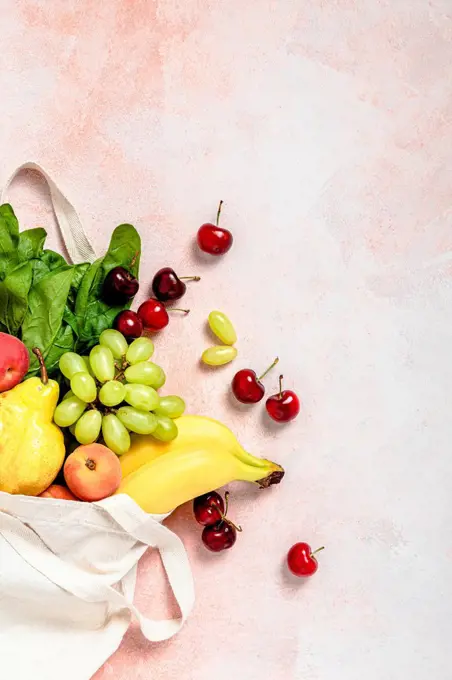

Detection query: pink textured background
xmin=1 ymin=2 xmax=452 ymax=678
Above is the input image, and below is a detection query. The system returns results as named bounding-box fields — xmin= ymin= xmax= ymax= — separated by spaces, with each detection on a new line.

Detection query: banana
xmin=120 ymin=414 xmax=270 ymax=478
xmin=116 ymin=444 xmax=284 ymax=514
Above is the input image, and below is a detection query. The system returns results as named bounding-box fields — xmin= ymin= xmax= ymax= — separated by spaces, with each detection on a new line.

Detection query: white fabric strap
xmin=0 ymin=499 xmax=195 ymax=642
xmin=1 ymin=161 xmax=97 ymax=265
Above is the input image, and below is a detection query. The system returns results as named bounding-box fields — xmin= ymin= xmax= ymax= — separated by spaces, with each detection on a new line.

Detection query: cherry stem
xmin=220 ymin=491 xmax=242 ymax=532
xmin=32 ymin=348 xmax=48 ymax=385
xmin=278 ymin=374 xmax=284 ymax=398
xmin=216 ymin=200 xmax=224 ymax=226
xmin=258 ymin=357 xmax=279 ymax=382
xmin=129 ymin=251 xmax=139 ymax=269
xmin=170 ymin=308 xmax=190 ymax=315
xmin=180 ymin=276 xmax=201 ymax=282
xmin=310 ymin=547 xmax=325 ymax=558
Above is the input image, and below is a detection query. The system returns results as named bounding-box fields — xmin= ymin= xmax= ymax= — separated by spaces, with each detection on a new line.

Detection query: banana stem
xmin=32 ymin=348 xmax=48 ymax=385
xmin=236 ymin=459 xmax=285 ymax=487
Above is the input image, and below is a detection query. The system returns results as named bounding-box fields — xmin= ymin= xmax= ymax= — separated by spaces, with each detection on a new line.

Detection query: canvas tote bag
xmin=0 ymin=163 xmax=195 ymax=680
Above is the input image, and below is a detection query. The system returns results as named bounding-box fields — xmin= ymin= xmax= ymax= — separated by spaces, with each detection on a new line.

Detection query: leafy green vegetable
xmin=0 ymin=204 xmax=20 ymax=279
xmin=0 ymin=204 xmax=141 ymax=378
xmin=22 ymin=267 xmax=75 ymax=374
xmin=17 ymin=228 xmax=46 ymax=262
xmin=0 ymin=262 xmax=33 ymax=334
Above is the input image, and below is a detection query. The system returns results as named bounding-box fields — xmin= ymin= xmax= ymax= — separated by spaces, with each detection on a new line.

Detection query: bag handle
xmin=0 ymin=498 xmax=195 ymax=642
xmin=1 ymin=161 xmax=97 ymax=265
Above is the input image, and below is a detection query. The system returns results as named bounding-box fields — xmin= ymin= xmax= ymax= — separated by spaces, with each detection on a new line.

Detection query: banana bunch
xmin=116 ymin=415 xmax=284 ymax=514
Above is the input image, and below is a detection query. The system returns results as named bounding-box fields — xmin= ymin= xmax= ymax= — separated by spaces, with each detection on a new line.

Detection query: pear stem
xmin=180 ymin=276 xmax=201 ymax=282
xmin=216 ymin=200 xmax=224 ymax=226
xmin=32 ymin=348 xmax=48 ymax=385
xmin=258 ymin=357 xmax=279 ymax=382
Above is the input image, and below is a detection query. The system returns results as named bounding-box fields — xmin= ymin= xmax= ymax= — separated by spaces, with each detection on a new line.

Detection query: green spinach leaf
xmin=36 ymin=322 xmax=75 ymax=377
xmin=0 ymin=262 xmax=33 ymax=334
xmin=17 ymin=228 xmax=47 ymax=262
xmin=0 ymin=204 xmax=20 ymax=279
xmin=21 ymin=267 xmax=75 ymax=373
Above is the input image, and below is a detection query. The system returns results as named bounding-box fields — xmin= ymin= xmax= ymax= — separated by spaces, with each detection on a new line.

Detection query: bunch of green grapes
xmin=53 ymin=330 xmax=185 ymax=455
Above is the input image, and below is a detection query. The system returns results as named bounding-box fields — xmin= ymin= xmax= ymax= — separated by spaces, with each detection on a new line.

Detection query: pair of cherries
xmin=232 ymin=358 xmax=300 ymax=423
xmin=193 ymin=491 xmax=242 ymax=552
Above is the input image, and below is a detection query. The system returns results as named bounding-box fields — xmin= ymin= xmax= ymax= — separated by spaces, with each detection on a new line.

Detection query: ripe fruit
xmin=152 ymin=267 xmax=200 ymax=302
xmin=197 ymin=201 xmax=233 ymax=255
xmin=64 ymin=443 xmax=122 ymax=501
xmin=103 ymin=265 xmax=139 ymax=305
xmin=201 ymin=345 xmax=238 ymax=366
xmin=208 ymin=310 xmax=237 ymax=345
xmin=232 ymin=357 xmax=279 ymax=404
xmin=0 ymin=333 xmax=30 ymax=392
xmin=266 ymin=375 xmax=300 ymax=422
xmin=287 ymin=543 xmax=324 ymax=577
xmin=154 ymin=395 xmax=185 ymax=419
xmin=39 ymin=484 xmax=78 ymax=501
xmin=193 ymin=491 xmax=225 ymax=526
xmin=137 ymin=298 xmax=189 ymax=332
xmin=114 ymin=310 xmax=143 ymax=339
xmin=99 ymin=329 xmax=128 ymax=358
xmin=200 ymin=492 xmax=242 ymax=552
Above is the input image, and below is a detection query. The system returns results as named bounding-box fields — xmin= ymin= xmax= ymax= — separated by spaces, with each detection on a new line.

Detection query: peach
xmin=64 ymin=444 xmax=122 ymax=502
xmin=39 ymin=484 xmax=78 ymax=501
xmin=0 ymin=333 xmax=29 ymax=392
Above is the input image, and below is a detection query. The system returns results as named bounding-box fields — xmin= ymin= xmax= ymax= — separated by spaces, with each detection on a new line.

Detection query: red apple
xmin=0 ymin=333 xmax=30 ymax=392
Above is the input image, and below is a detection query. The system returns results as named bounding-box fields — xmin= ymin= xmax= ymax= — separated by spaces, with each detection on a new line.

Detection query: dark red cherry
xmin=103 ymin=266 xmax=139 ymax=305
xmin=202 ymin=521 xmax=237 ymax=552
xmin=152 ymin=267 xmax=200 ymax=302
xmin=114 ymin=310 xmax=143 ymax=338
xmin=193 ymin=491 xmax=225 ymax=526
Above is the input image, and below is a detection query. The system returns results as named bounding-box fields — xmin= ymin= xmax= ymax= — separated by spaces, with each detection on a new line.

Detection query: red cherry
xmin=266 ymin=375 xmax=300 ymax=422
xmin=193 ymin=491 xmax=225 ymax=526
xmin=137 ymin=299 xmax=189 ymax=332
xmin=152 ymin=267 xmax=200 ymax=302
xmin=232 ymin=357 xmax=279 ymax=404
xmin=197 ymin=201 xmax=233 ymax=256
xmin=103 ymin=266 xmax=139 ymax=305
xmin=114 ymin=310 xmax=143 ymax=339
xmin=202 ymin=521 xmax=237 ymax=552
xmin=287 ymin=543 xmax=324 ymax=577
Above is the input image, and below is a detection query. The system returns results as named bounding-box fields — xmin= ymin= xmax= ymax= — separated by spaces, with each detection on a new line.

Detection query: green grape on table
xmin=124 ymin=383 xmax=159 ymax=411
xmin=152 ymin=415 xmax=178 ymax=442
xmin=59 ymin=352 xmax=87 ymax=380
xmin=208 ymin=310 xmax=237 ymax=346
xmin=202 ymin=345 xmax=238 ymax=366
xmin=99 ymin=380 xmax=126 ymax=407
xmin=154 ymin=395 xmax=185 ymax=419
xmin=126 ymin=337 xmax=154 ymax=365
xmin=54 ymin=395 xmax=87 ymax=427
xmin=117 ymin=406 xmax=157 ymax=435
xmin=99 ymin=329 xmax=128 ymax=359
xmin=75 ymin=409 xmax=102 ymax=445
xmin=90 ymin=345 xmax=115 ymax=383
xmin=125 ymin=361 xmax=166 ymax=389
xmin=71 ymin=372 xmax=97 ymax=403
xmin=102 ymin=413 xmax=130 ymax=455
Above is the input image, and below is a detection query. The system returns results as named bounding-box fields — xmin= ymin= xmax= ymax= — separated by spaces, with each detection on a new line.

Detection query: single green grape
xmin=99 ymin=380 xmax=126 ymax=407
xmin=124 ymin=383 xmax=160 ymax=411
xmin=99 ymin=329 xmax=128 ymax=359
xmin=69 ymin=422 xmax=77 ymax=436
xmin=154 ymin=395 xmax=185 ymax=419
xmin=102 ymin=414 xmax=130 ymax=455
xmin=124 ymin=361 xmax=166 ymax=389
xmin=54 ymin=395 xmax=87 ymax=427
xmin=208 ymin=310 xmax=237 ymax=345
xmin=89 ymin=345 xmax=115 ymax=382
xmin=201 ymin=345 xmax=238 ymax=366
xmin=70 ymin=372 xmax=97 ymax=403
xmin=126 ymin=337 xmax=154 ymax=364
xmin=81 ymin=356 xmax=95 ymax=377
xmin=62 ymin=389 xmax=74 ymax=401
xmin=59 ymin=352 xmax=87 ymax=380
xmin=117 ymin=406 xmax=157 ymax=435
xmin=152 ymin=415 xmax=178 ymax=442
xmin=74 ymin=409 xmax=102 ymax=445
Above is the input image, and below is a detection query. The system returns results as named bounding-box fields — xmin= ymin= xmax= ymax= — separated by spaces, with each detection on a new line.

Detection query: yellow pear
xmin=0 ymin=348 xmax=65 ymax=496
